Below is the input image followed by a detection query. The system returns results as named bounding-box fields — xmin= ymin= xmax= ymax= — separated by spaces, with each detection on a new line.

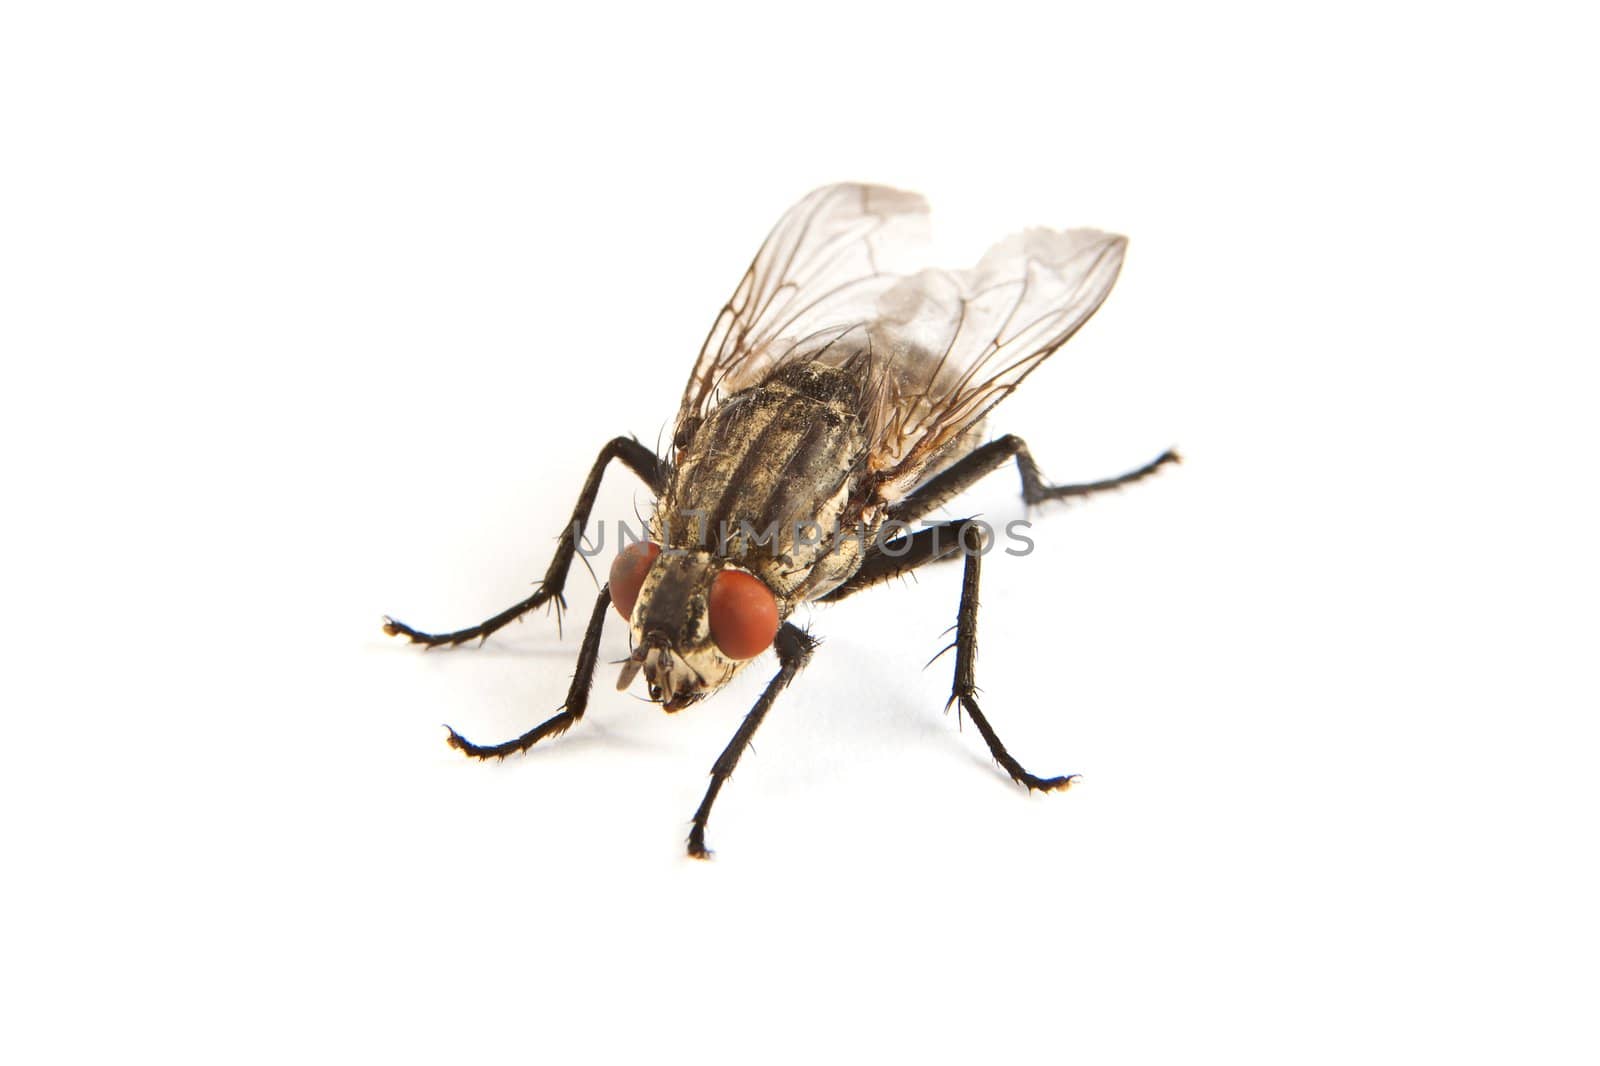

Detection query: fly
xmin=384 ymin=184 xmax=1179 ymax=857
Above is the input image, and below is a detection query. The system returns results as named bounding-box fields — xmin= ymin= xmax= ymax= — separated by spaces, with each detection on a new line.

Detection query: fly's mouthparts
xmin=615 ymin=655 xmax=644 ymax=692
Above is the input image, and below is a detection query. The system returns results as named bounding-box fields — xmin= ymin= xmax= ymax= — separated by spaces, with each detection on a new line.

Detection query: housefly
xmin=384 ymin=184 xmax=1178 ymax=857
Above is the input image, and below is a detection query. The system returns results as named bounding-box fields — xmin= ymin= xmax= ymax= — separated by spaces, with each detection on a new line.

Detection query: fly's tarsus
xmin=382 ymin=437 xmax=660 ymax=648
xmin=444 ymin=715 xmax=578 ymax=760
xmin=686 ymin=623 xmax=817 ymax=860
xmin=947 ymin=520 xmax=1077 ymax=792
xmin=889 ymin=436 xmax=1181 ymax=525
xmin=440 ymin=586 xmax=613 ymax=761
xmin=381 ymin=583 xmax=560 ymax=648
xmin=951 ymin=694 xmax=1079 ymax=793
xmin=1019 ymin=444 xmax=1181 ymax=507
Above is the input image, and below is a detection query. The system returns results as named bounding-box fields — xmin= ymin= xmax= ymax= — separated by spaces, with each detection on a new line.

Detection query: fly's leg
xmin=830 ymin=438 xmax=1177 ymax=597
xmin=687 ymin=623 xmax=817 ymax=859
xmin=819 ymin=520 xmax=969 ymax=602
xmin=383 ymin=437 xmax=662 ymax=647
xmin=888 ymin=435 xmax=1178 ymax=525
xmin=943 ymin=521 xmax=1076 ymax=791
xmin=445 ymin=585 xmax=613 ymax=759
xmin=829 ymin=520 xmax=1075 ymax=785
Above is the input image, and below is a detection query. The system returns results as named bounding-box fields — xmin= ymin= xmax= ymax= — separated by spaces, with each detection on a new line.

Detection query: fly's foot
xmin=444 ymin=725 xmax=511 ymax=760
xmin=382 ymin=614 xmax=442 ymax=644
xmin=1019 ymin=446 xmax=1181 ymax=507
xmin=1019 ymin=771 xmax=1079 ymax=793
xmin=381 ymin=580 xmax=565 ymax=649
xmin=951 ymin=692 xmax=1078 ymax=793
xmin=382 ymin=614 xmax=499 ymax=648
xmin=443 ymin=709 xmax=579 ymax=761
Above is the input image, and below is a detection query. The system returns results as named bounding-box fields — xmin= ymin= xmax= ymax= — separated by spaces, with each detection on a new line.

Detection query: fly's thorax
xmin=657 ymin=362 xmax=872 ymax=603
xmin=785 ymin=507 xmax=884 ymax=600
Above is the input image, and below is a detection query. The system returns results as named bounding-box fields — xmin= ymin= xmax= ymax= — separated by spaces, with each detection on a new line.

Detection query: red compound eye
xmin=708 ymin=569 xmax=779 ymax=660
xmin=609 ymin=542 xmax=660 ymax=620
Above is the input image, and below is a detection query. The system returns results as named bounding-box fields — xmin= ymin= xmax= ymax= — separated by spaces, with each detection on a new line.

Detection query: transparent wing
xmin=678 ymin=185 xmax=1127 ymax=505
xmin=862 ymin=227 xmax=1127 ymax=499
xmin=673 ymin=183 xmax=930 ymax=445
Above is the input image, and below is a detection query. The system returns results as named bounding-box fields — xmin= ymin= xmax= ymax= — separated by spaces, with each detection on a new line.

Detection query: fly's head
xmin=608 ymin=543 xmax=780 ymax=712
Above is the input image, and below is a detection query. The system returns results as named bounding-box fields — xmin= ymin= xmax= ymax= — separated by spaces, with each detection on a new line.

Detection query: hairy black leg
xmin=445 ymin=586 xmax=613 ymax=760
xmin=826 ymin=438 xmax=1176 ymax=602
xmin=687 ymin=624 xmax=817 ymax=859
xmin=888 ymin=435 xmax=1179 ymax=525
xmin=384 ymin=437 xmax=662 ymax=647
xmin=819 ymin=519 xmax=970 ymax=602
xmin=945 ymin=522 xmax=1076 ymax=791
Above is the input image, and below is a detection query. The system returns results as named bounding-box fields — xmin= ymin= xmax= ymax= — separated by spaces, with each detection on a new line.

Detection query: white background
xmin=3 ymin=2 xmax=1596 ymax=1063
